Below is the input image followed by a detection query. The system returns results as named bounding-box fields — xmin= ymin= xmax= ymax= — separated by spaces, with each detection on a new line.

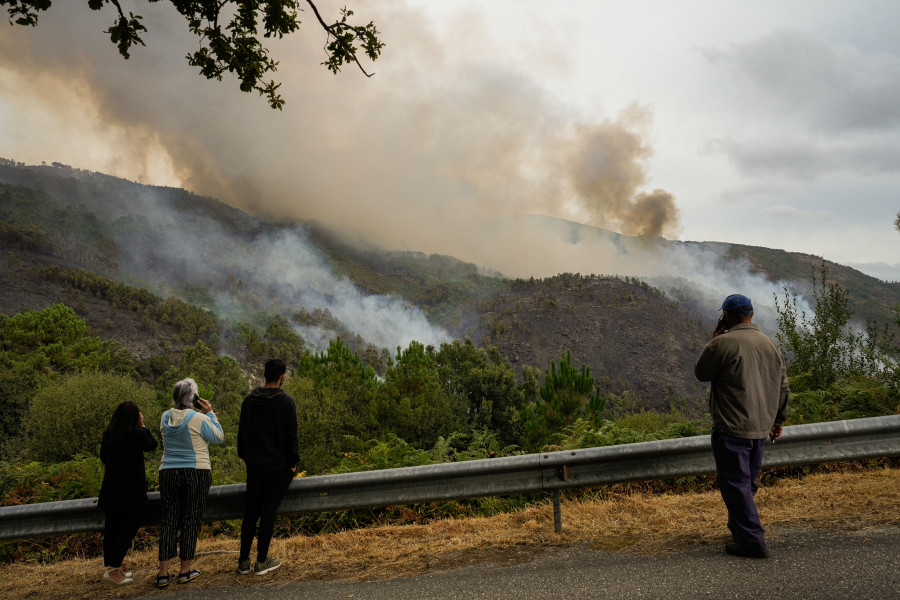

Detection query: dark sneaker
xmin=725 ymin=542 xmax=770 ymax=558
xmin=254 ymin=557 xmax=282 ymax=575
xmin=236 ymin=558 xmax=251 ymax=575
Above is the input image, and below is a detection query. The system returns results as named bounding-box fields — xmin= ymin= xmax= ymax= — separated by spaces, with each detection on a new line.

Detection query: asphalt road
xmin=137 ymin=526 xmax=900 ymax=600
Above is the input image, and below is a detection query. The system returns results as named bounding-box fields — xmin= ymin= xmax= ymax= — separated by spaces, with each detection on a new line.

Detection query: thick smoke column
xmin=566 ymin=105 xmax=681 ymax=238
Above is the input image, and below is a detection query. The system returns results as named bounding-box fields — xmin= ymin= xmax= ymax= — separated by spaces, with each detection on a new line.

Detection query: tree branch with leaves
xmin=2 ymin=0 xmax=384 ymax=109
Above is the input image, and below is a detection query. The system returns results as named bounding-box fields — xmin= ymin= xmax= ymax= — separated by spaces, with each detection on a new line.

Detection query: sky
xmin=1 ymin=0 xmax=899 ymax=282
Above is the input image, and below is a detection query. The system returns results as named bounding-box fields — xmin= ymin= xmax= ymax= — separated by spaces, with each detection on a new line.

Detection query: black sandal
xmin=176 ymin=569 xmax=202 ymax=584
xmin=155 ymin=575 xmax=170 ymax=588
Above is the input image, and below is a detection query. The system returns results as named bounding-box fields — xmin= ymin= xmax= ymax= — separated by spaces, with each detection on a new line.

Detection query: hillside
xmin=467 ymin=274 xmax=710 ymax=412
xmin=687 ymin=241 xmax=900 ymax=327
xmin=1 ymin=160 xmax=897 ymax=409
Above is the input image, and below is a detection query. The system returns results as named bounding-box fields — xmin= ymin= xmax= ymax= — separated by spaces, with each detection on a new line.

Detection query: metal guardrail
xmin=1 ymin=415 xmax=899 ymax=541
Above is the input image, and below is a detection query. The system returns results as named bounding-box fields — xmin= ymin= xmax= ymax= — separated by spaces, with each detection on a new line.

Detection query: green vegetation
xmin=23 ymin=372 xmax=159 ymax=463
xmin=7 ymin=260 xmax=894 ymax=495
xmin=0 ymin=304 xmax=135 ymax=445
xmin=0 ymin=165 xmax=897 ymax=557
xmin=775 ymin=263 xmax=861 ymax=389
xmin=774 ymin=262 xmax=899 ymax=424
xmin=0 ymin=302 xmax=709 ymax=489
xmin=0 ymin=455 xmax=105 ymax=505
xmin=1 ymin=259 xmax=899 ymax=566
xmin=32 ymin=267 xmax=220 ymax=345
xmin=521 ymin=350 xmax=606 ymax=451
xmin=0 ymin=183 xmax=118 ymax=271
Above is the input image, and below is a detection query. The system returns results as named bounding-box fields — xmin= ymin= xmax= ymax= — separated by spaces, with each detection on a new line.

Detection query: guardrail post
xmin=552 ymin=489 xmax=562 ymax=533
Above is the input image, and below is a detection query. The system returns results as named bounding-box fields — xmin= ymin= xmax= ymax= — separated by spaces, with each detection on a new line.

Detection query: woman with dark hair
xmin=155 ymin=378 xmax=224 ymax=588
xmin=99 ymin=400 xmax=158 ymax=585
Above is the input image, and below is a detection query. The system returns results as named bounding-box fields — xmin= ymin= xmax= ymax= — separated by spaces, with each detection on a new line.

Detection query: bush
xmin=614 ymin=410 xmax=688 ymax=434
xmin=287 ymin=376 xmax=363 ymax=474
xmin=23 ymin=372 xmax=159 ymax=462
xmin=0 ymin=455 xmax=105 ymax=505
xmin=788 ymin=374 xmax=900 ymax=424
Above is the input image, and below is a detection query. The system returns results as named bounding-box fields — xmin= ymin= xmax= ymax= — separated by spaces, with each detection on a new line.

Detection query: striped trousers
xmin=158 ymin=468 xmax=211 ymax=562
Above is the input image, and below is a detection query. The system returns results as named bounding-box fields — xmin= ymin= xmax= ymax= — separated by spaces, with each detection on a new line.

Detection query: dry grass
xmin=2 ymin=467 xmax=898 ymax=600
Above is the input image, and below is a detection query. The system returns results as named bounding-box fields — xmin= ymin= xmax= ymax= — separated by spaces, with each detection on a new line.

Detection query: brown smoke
xmin=565 ymin=105 xmax=681 ymax=239
xmin=0 ymin=1 xmax=682 ymax=276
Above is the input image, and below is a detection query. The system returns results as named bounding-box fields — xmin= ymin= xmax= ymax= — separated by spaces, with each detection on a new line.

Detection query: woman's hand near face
xmin=196 ymin=398 xmax=213 ymax=415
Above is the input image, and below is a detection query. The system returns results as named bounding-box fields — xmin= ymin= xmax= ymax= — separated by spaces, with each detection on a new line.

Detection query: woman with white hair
xmin=155 ymin=378 xmax=224 ymax=588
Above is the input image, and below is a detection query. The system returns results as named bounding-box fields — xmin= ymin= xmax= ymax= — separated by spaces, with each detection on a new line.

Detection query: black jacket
xmin=98 ymin=427 xmax=158 ymax=509
xmin=237 ymin=386 xmax=300 ymax=473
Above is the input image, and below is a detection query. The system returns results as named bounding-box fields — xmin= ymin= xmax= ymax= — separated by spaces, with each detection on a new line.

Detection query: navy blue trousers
xmin=711 ymin=430 xmax=767 ymax=550
xmin=239 ymin=469 xmax=294 ymax=562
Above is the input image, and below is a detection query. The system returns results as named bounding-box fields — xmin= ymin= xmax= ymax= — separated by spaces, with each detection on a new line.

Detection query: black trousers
xmin=158 ymin=468 xmax=212 ymax=562
xmin=239 ymin=469 xmax=294 ymax=562
xmin=103 ymin=507 xmax=142 ymax=568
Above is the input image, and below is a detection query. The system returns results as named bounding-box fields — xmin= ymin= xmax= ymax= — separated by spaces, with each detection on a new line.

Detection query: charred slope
xmin=468 ymin=274 xmax=711 ymax=413
xmin=0 ymin=252 xmax=189 ymax=365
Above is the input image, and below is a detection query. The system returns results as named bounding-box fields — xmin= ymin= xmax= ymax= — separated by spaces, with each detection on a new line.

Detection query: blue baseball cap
xmin=720 ymin=294 xmax=753 ymax=315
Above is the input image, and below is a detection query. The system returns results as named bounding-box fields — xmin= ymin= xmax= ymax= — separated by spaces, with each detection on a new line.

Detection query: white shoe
xmin=103 ymin=570 xmax=133 ymax=585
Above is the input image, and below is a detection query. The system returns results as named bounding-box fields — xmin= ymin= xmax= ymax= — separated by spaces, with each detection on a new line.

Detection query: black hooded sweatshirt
xmin=237 ymin=386 xmax=300 ymax=473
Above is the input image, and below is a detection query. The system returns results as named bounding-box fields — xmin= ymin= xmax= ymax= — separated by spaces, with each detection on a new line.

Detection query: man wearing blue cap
xmin=695 ymin=294 xmax=789 ymax=558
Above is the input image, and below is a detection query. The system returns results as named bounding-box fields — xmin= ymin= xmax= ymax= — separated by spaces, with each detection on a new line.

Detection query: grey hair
xmin=172 ymin=378 xmax=199 ymax=410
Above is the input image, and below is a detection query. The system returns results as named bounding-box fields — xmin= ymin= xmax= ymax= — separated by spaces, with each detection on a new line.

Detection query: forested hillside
xmin=470 ymin=274 xmax=710 ymax=410
xmin=2 ymin=159 xmax=898 ymax=410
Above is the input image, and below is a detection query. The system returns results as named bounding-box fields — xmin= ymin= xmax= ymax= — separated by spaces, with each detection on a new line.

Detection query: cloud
xmin=757 ymin=205 xmax=804 ymax=219
xmin=706 ymin=135 xmax=900 ymax=179
xmin=701 ymin=29 xmax=900 ymax=133
xmin=845 ymin=261 xmax=900 ymax=282
xmin=700 ymin=29 xmax=900 ymax=180
xmin=757 ymin=204 xmax=834 ymax=221
xmin=713 ymin=181 xmax=792 ymax=204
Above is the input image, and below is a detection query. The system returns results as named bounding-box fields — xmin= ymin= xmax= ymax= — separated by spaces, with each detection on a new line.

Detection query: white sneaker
xmin=103 ymin=570 xmax=133 ymax=585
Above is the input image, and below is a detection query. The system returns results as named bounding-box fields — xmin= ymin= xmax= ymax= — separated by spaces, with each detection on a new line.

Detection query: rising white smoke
xmin=256 ymin=229 xmax=449 ymax=350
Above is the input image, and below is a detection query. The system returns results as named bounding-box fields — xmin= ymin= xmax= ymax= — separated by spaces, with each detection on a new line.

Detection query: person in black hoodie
xmin=236 ymin=358 xmax=300 ymax=576
xmin=99 ymin=401 xmax=158 ymax=584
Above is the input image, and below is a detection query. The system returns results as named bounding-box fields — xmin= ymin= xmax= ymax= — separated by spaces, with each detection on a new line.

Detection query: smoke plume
xmin=0 ymin=1 xmax=803 ymax=337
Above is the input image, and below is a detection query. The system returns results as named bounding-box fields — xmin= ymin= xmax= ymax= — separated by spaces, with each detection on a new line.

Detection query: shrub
xmin=0 ymin=455 xmax=105 ymax=506
xmin=288 ymin=376 xmax=362 ymax=474
xmin=23 ymin=372 xmax=158 ymax=462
